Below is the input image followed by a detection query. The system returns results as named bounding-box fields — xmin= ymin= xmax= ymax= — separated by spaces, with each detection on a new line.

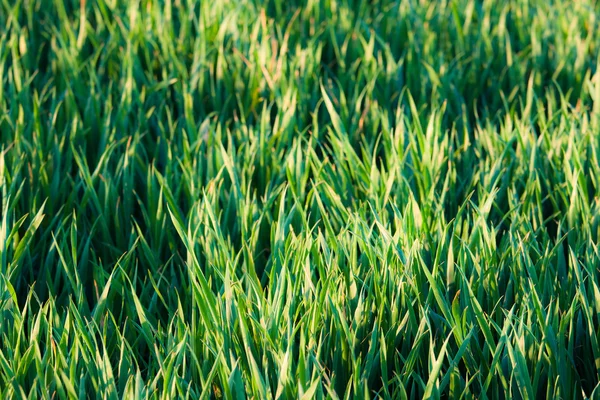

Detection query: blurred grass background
xmin=1 ymin=0 xmax=600 ymax=398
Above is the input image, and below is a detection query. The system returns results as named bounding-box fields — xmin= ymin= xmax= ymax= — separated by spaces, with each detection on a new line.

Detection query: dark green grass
xmin=1 ymin=0 xmax=600 ymax=398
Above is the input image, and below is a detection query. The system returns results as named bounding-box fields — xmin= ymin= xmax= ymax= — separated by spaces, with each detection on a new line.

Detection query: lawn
xmin=1 ymin=0 xmax=600 ymax=398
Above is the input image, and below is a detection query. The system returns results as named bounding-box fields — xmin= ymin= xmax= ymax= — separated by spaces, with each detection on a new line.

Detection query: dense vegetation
xmin=1 ymin=0 xmax=600 ymax=398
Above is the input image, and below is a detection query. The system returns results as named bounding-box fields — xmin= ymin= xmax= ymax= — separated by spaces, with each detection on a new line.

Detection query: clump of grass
xmin=1 ymin=0 xmax=600 ymax=398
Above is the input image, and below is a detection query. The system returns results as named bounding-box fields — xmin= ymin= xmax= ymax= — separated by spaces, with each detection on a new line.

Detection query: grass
xmin=1 ymin=0 xmax=600 ymax=398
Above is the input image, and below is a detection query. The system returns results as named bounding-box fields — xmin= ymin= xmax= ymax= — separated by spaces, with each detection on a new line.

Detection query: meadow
xmin=1 ymin=0 xmax=600 ymax=398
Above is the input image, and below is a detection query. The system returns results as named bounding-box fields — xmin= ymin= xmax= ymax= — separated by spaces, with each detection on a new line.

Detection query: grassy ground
xmin=1 ymin=0 xmax=600 ymax=398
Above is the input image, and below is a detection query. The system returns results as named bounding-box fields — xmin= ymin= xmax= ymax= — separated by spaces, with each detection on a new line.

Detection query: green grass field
xmin=1 ymin=0 xmax=600 ymax=398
